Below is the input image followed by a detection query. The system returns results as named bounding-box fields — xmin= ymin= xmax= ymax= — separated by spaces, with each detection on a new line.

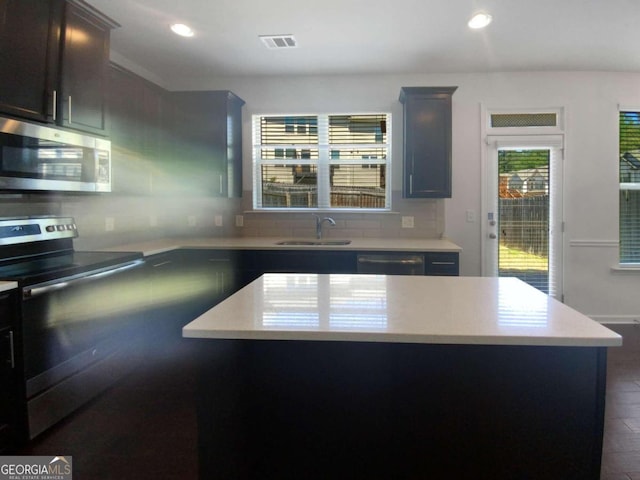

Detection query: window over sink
xmin=252 ymin=113 xmax=391 ymax=210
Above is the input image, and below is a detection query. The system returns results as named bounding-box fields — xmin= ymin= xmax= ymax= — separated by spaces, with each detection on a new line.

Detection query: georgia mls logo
xmin=0 ymin=455 xmax=72 ymax=480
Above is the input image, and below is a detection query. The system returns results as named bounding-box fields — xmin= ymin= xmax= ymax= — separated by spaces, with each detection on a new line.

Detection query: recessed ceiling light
xmin=171 ymin=23 xmax=194 ymax=37
xmin=468 ymin=12 xmax=492 ymax=29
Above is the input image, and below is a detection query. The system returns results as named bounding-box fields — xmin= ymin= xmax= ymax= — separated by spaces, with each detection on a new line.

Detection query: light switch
xmin=466 ymin=210 xmax=476 ymax=223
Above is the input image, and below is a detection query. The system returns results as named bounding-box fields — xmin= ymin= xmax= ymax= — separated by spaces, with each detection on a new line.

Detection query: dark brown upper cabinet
xmin=161 ymin=90 xmax=245 ymax=198
xmin=0 ymin=0 xmax=63 ymax=122
xmin=58 ymin=1 xmax=117 ymax=135
xmin=0 ymin=0 xmax=117 ymax=135
xmin=399 ymin=86 xmax=457 ymax=198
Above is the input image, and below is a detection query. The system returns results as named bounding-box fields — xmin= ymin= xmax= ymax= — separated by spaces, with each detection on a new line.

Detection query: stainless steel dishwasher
xmin=356 ymin=253 xmax=425 ymax=275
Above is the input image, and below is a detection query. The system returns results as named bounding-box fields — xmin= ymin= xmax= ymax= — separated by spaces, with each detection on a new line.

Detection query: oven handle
xmin=23 ymin=260 xmax=144 ymax=299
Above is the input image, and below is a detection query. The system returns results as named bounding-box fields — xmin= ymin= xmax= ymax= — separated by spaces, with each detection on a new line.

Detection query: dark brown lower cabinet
xmin=0 ymin=291 xmax=19 ymax=452
xmin=195 ymin=340 xmax=606 ymax=479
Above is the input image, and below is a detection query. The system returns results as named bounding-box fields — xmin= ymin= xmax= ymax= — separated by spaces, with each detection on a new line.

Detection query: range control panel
xmin=0 ymin=217 xmax=78 ymax=246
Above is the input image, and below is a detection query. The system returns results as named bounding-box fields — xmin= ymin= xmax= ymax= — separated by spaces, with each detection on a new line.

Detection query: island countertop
xmin=182 ymin=273 xmax=622 ymax=347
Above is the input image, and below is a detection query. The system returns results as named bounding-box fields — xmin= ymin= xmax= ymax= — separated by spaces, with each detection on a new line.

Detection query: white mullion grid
xmin=253 ymin=113 xmax=391 ymax=210
xmin=328 ymin=144 xmax=388 ymax=163
xmin=317 ymin=115 xmax=330 ymax=209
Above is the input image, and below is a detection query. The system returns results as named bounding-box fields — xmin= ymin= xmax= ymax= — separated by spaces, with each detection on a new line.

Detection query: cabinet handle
xmin=219 ymin=176 xmax=223 ymax=194
xmin=7 ymin=330 xmax=15 ymax=369
xmin=52 ymin=90 xmax=57 ymax=121
xmin=409 ymin=174 xmax=413 ymax=194
xmin=152 ymin=260 xmax=172 ymax=268
xmin=431 ymin=261 xmax=456 ymax=265
xmin=68 ymin=96 xmax=72 ymax=123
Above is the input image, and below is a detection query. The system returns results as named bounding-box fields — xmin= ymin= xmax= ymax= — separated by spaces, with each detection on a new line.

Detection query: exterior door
xmin=483 ymin=136 xmax=563 ymax=298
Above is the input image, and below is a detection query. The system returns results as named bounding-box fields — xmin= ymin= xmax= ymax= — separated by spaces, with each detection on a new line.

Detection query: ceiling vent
xmin=259 ymin=35 xmax=298 ymax=49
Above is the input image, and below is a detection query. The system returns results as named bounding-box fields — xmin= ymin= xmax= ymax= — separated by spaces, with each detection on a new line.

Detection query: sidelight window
xmin=252 ymin=113 xmax=391 ymax=210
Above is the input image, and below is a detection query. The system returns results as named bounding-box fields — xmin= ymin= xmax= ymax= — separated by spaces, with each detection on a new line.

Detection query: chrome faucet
xmin=313 ymin=214 xmax=336 ymax=239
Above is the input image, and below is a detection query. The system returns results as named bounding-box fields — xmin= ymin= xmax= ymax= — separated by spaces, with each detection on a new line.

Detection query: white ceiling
xmin=87 ymin=0 xmax=640 ymax=85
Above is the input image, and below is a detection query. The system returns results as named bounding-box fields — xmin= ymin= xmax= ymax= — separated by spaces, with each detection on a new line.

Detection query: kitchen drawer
xmin=424 ymin=252 xmax=459 ymax=276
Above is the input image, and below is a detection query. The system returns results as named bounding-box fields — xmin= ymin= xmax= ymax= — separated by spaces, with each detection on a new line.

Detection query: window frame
xmin=619 ymin=107 xmax=640 ymax=265
xmin=252 ymin=112 xmax=392 ymax=211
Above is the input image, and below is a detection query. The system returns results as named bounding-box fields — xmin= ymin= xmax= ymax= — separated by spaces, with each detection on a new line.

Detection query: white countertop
xmin=183 ymin=273 xmax=621 ymax=347
xmin=101 ymin=236 xmax=461 ymax=257
xmin=0 ymin=281 xmax=17 ymax=293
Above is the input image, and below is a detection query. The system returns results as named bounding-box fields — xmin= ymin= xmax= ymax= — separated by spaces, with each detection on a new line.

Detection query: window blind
xmin=620 ymin=111 xmax=640 ymax=263
xmin=253 ymin=113 xmax=391 ymax=210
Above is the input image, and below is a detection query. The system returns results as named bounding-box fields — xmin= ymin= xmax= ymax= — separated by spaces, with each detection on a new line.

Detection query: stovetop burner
xmin=0 ymin=216 xmax=143 ymax=285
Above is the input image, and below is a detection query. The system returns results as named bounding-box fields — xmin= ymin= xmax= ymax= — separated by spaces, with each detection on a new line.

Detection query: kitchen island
xmin=183 ymin=274 xmax=621 ymax=479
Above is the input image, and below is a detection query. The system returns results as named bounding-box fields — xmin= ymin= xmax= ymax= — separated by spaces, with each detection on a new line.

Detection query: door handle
xmin=489 ymin=233 xmax=497 ymax=239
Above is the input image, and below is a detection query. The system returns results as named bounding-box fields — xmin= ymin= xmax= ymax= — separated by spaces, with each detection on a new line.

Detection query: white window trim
xmin=618 ymin=106 xmax=640 ymax=266
xmin=252 ymin=113 xmax=392 ymax=212
xmin=485 ymin=107 xmax=565 ymax=135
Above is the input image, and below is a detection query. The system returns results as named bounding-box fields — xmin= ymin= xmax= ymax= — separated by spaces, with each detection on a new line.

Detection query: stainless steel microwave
xmin=0 ymin=116 xmax=111 ymax=193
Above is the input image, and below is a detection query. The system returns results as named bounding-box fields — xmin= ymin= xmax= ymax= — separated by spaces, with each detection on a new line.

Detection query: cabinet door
xmin=59 ymin=2 xmax=112 ymax=134
xmin=159 ymin=91 xmax=244 ymax=197
xmin=401 ymin=87 xmax=456 ymax=198
xmin=108 ymin=65 xmax=142 ymax=154
xmin=179 ymin=250 xmax=239 ymax=313
xmin=0 ymin=0 xmax=62 ymax=122
xmin=108 ymin=64 xmax=165 ymax=195
xmin=0 ymin=291 xmax=17 ymax=452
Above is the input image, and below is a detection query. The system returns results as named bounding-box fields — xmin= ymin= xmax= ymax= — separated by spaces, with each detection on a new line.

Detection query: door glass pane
xmin=498 ymin=149 xmax=550 ymax=293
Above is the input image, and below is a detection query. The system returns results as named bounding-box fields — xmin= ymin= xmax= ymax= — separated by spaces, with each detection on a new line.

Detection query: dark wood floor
xmin=14 ymin=323 xmax=640 ymax=479
xmin=602 ymin=324 xmax=640 ymax=479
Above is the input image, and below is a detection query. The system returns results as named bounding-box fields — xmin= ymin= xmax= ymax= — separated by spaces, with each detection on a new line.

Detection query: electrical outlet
xmin=215 ymin=215 xmax=223 ymax=227
xmin=401 ymin=216 xmax=414 ymax=228
xmin=235 ymin=215 xmax=244 ymax=227
xmin=187 ymin=215 xmax=197 ymax=227
xmin=105 ymin=217 xmax=115 ymax=232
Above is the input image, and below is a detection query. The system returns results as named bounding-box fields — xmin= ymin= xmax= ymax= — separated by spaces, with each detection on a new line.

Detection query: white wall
xmin=172 ymin=70 xmax=640 ymax=321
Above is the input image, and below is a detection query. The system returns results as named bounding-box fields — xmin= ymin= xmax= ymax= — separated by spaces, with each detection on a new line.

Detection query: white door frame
xmin=481 ymin=134 xmax=564 ymax=298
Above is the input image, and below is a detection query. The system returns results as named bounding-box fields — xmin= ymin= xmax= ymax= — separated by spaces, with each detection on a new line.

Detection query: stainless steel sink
xmin=276 ymin=240 xmax=351 ymax=246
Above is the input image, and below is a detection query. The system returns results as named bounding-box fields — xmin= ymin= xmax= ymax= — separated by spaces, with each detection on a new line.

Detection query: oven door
xmin=20 ymin=259 xmax=147 ymax=437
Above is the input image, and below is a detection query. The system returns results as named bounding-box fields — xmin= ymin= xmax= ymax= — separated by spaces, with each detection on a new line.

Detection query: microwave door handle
xmin=23 ymin=260 xmax=142 ymax=299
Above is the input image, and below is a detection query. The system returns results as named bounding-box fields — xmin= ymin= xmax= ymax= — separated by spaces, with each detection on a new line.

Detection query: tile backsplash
xmin=238 ymin=190 xmax=444 ymax=240
xmin=0 ymin=189 xmax=443 ymax=250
